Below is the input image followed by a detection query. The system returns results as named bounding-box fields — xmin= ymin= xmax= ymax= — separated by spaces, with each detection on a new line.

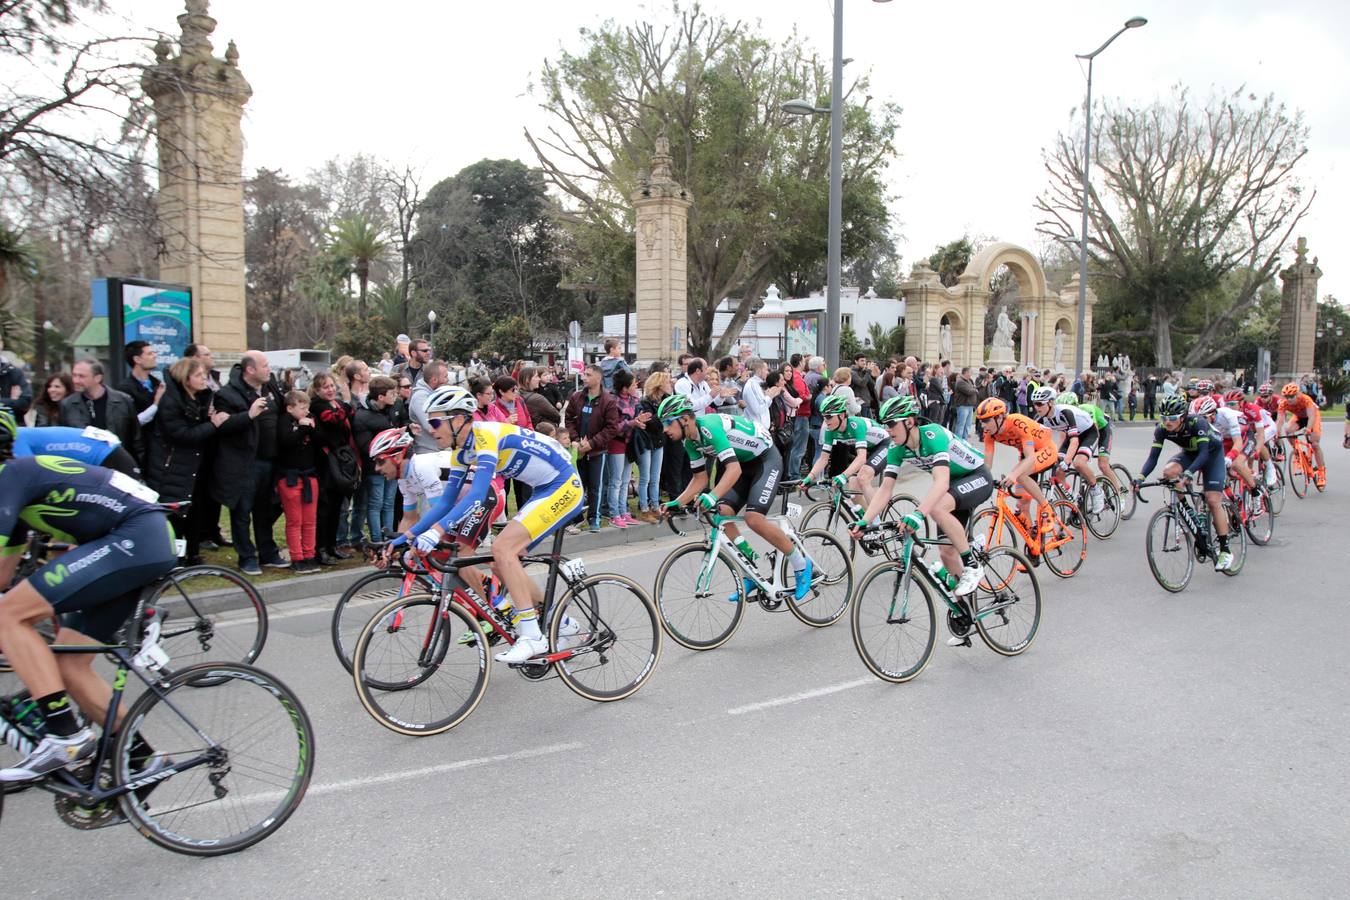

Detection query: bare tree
xmin=379 ymin=162 xmax=422 ymax=331
xmin=1037 ymin=86 xmax=1313 ymax=368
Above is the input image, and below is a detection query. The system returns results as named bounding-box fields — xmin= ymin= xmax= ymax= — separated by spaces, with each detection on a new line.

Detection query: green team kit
xmin=683 ymin=414 xmax=783 ymax=514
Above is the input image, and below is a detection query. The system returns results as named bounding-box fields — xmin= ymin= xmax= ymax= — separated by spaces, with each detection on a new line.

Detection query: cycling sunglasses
xmin=661 ymin=416 xmax=682 ymax=427
xmin=1161 ymin=414 xmax=1183 ymax=422
xmin=1032 ymin=400 xmax=1050 ymax=407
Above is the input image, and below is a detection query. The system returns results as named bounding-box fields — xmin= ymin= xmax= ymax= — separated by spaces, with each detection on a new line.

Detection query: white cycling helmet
xmin=424 ymin=385 xmax=477 ymax=416
xmin=1189 ymin=396 xmax=1218 ymax=417
xmin=368 ymin=427 xmax=414 ymax=460
xmin=1030 ymin=386 xmax=1056 ymax=404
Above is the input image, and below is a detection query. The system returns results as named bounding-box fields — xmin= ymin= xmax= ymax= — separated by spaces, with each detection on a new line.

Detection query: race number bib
xmin=81 ymin=426 xmax=121 ymax=446
xmin=109 ymin=471 xmax=159 ymax=503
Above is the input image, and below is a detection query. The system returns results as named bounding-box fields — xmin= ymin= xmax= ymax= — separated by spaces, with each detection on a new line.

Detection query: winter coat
xmin=521 ymin=389 xmax=561 ymax=429
xmin=59 ymin=387 xmax=144 ymax=465
xmin=146 ymin=375 xmax=217 ymax=503
xmin=491 ymin=396 xmax=533 ymax=431
xmin=352 ymin=398 xmax=398 ymax=471
xmin=565 ymin=388 xmax=620 ymax=459
xmin=210 ymin=363 xmax=278 ymax=506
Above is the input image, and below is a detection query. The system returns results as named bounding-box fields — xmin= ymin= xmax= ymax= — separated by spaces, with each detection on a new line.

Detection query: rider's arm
xmin=397 ymin=466 xmax=470 ymax=543
xmin=673 ymin=468 xmax=709 ymax=506
xmin=842 ymin=446 xmax=867 ymax=478
xmin=858 ymin=474 xmax=896 ymax=524
xmin=1138 ymin=429 xmax=1165 ymax=478
xmin=708 ymin=460 xmax=742 ymax=503
xmin=0 ymin=551 xmax=18 ymax=591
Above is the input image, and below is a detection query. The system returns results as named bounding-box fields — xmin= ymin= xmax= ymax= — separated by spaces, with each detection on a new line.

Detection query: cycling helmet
xmin=1223 ymin=388 xmax=1245 ymax=406
xmin=1281 ymin=382 xmax=1300 ymax=398
xmin=657 ymin=393 xmax=694 ymax=421
xmin=818 ymin=394 xmax=850 ymax=417
xmin=1057 ymin=391 xmax=1079 ymax=407
xmin=368 ymin=427 xmax=414 ymax=461
xmin=0 ymin=408 xmax=14 ymax=461
xmin=877 ymin=394 xmax=920 ymax=424
xmin=424 ymin=385 xmax=476 ymax=416
xmin=1030 ymin=386 xmax=1056 ymax=405
xmin=975 ymin=397 xmax=1007 ymax=420
xmin=1195 ymin=379 xmax=1214 ymax=393
xmin=1190 ymin=396 xmax=1218 ymax=416
xmin=1158 ymin=394 xmax=1188 ymax=417
xmin=1257 ymin=382 xmax=1273 ymax=396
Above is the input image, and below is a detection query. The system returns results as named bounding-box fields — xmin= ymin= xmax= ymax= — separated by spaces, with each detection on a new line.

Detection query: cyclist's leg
xmin=738 ymin=451 xmax=793 ymax=556
xmin=857 ymin=441 xmax=890 ymax=512
xmin=1308 ymin=417 xmax=1325 ymax=469
xmin=1096 ymin=428 xmax=1120 ymax=490
xmin=494 ymin=474 xmax=584 ymax=618
xmin=0 ymin=580 xmax=63 ymax=698
xmin=935 ymin=467 xmax=994 ymax=578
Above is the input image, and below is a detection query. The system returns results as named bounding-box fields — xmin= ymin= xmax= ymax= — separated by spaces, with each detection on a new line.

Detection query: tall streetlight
xmin=783 ymin=0 xmax=891 ymax=372
xmin=427 ymin=309 xmax=437 ymax=358
xmin=261 ymin=320 xmax=270 ymax=352
xmin=1074 ymin=16 xmax=1148 ymax=375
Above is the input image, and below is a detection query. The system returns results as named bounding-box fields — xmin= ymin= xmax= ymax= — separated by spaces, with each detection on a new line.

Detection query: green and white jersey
xmin=883 ymin=423 xmax=984 ymax=479
xmin=685 ymin=413 xmax=775 ymax=472
xmin=821 ymin=415 xmax=889 ymax=453
xmin=1078 ymin=402 xmax=1109 ymax=430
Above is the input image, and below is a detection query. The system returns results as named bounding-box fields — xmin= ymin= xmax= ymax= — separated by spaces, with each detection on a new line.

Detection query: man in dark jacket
xmin=850 ymin=353 xmax=878 ymax=418
xmin=565 ymin=363 xmax=620 ymax=532
xmin=1142 ymin=373 xmax=1160 ymax=420
xmin=59 ymin=359 xmax=143 ymax=465
xmin=123 ymin=339 xmax=164 ymax=428
xmin=212 ymin=351 xmax=286 ymax=575
xmin=994 ymin=366 xmax=1018 ymax=406
xmin=0 ymin=345 xmax=32 ymax=419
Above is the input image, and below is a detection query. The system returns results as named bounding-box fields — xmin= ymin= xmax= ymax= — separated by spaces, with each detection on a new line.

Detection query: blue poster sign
xmin=121 ymin=283 xmax=192 ymax=371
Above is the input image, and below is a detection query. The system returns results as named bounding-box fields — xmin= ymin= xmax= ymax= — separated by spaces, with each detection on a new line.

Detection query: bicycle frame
xmin=692 ymin=510 xmax=802 ymax=600
xmin=864 ymin=527 xmax=1010 ymax=626
xmin=979 ymin=488 xmax=1076 ymax=559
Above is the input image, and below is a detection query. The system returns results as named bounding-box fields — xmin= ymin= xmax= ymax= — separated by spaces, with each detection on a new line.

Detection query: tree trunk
xmin=357 ymin=263 xmax=369 ymax=318
xmin=1152 ymin=303 xmax=1174 ymax=369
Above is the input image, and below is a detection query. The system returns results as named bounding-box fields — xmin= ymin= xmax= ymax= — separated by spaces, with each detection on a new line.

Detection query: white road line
xmin=726 ymin=678 xmax=874 ymax=716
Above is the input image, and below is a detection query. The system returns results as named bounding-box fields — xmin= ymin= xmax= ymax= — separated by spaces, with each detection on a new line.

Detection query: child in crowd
xmin=277 ymin=390 xmax=320 ymax=573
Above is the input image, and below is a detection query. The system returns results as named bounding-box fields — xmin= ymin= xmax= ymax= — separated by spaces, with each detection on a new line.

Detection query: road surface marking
xmin=726 ymin=678 xmax=874 ymax=716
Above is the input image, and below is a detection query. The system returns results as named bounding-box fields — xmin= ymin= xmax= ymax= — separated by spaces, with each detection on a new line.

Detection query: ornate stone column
xmin=142 ymin=0 xmax=252 ymax=354
xmin=1277 ymin=237 xmax=1321 ymax=378
xmin=631 ymin=133 xmax=693 ymax=362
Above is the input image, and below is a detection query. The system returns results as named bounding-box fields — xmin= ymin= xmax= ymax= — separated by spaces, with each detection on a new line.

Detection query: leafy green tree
xmin=928 ymin=237 xmax=974 ymax=288
xmin=246 ymin=168 xmax=325 ymax=348
xmin=528 ymin=3 xmax=899 ymax=358
xmin=485 ymin=315 xmax=533 ymax=362
xmin=439 ymin=298 xmax=493 ymax=364
xmin=866 ymin=322 xmax=905 ymax=360
xmin=328 ymin=214 xmax=389 ymax=318
xmin=334 ymin=314 xmax=395 ymax=364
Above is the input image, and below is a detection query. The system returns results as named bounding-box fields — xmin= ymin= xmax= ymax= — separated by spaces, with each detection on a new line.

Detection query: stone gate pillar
xmin=1277 ymin=237 xmax=1321 ymax=378
xmin=631 ymin=132 xmax=693 ymax=362
xmin=142 ymin=0 xmax=252 ymax=354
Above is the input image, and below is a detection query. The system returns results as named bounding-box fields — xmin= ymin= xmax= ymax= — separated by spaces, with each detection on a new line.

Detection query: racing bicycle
xmin=1283 ymin=432 xmax=1322 ymax=498
xmin=967 ymin=483 xmax=1087 ymax=578
xmin=1136 ymin=478 xmax=1246 ymax=592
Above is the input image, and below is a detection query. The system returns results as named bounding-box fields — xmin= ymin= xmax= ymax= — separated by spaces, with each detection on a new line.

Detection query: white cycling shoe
xmin=495 ymin=636 xmax=549 ymax=664
xmin=953 ymin=565 xmax=984 ymax=596
xmin=556 ymin=616 xmax=588 ymax=651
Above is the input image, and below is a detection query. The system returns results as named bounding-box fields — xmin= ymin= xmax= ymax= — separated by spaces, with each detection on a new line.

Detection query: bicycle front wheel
xmin=1145 ymin=507 xmax=1194 ymax=593
xmin=351 ymin=594 xmax=489 ymax=735
xmin=972 ymin=547 xmax=1040 ymax=656
xmin=1287 ymin=452 xmax=1309 ymax=498
xmin=799 ymin=500 xmax=855 ymax=555
xmin=1042 ymin=499 xmax=1087 ymax=579
xmin=850 ymin=563 xmax=936 ymax=683
xmin=549 ymin=573 xmax=661 ymax=702
xmin=781 ymin=528 xmax=854 ymax=627
xmin=1243 ymin=488 xmax=1275 ymax=546
xmin=114 ymin=662 xmax=314 ymax=856
xmin=332 ymin=569 xmax=430 ymax=673
xmin=148 ymin=566 xmax=267 ymax=670
xmin=653 ymin=542 xmax=746 ymax=650
xmin=1083 ymin=482 xmax=1121 ymax=539
xmin=884 ymin=493 xmax=930 ymax=539
xmin=1112 ymin=464 xmax=1137 ymax=520
xmin=967 ymin=507 xmax=1015 ymax=550
xmin=1267 ymin=465 xmax=1286 ymax=516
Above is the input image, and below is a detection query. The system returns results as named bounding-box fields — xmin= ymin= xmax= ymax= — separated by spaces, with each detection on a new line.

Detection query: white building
xmin=603 ymin=285 xmax=905 ymax=362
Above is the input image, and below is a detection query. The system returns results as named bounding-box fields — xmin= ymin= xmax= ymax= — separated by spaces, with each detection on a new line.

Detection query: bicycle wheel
xmin=113 ymin=662 xmax=314 ymax=856
xmin=967 ymin=507 xmax=1016 ymax=550
xmin=652 ymin=542 xmax=746 ymax=650
xmin=1243 ymin=488 xmax=1275 ymax=546
xmin=1220 ymin=503 xmax=1246 ymax=576
xmin=1287 ymin=452 xmax=1308 ymax=498
xmin=1112 ymin=464 xmax=1137 ymax=520
xmin=971 ymin=547 xmax=1040 ymax=656
xmin=1042 ymin=499 xmax=1087 ymax=579
xmin=331 ymin=569 xmax=430 ymax=673
xmin=548 ymin=573 xmax=661 ymax=702
xmin=1081 ymin=482 xmax=1121 ymax=539
xmin=799 ymin=500 xmax=855 ymax=554
xmin=351 ymin=594 xmax=489 ymax=735
xmin=781 ymin=528 xmax=854 ymax=627
xmin=1267 ymin=465 xmax=1286 ymax=516
xmin=884 ymin=493 xmax=930 ymax=539
xmin=1145 ymin=507 xmax=1194 ymax=593
xmin=850 ymin=562 xmax=936 ymax=683
xmin=148 ymin=566 xmax=267 ymax=671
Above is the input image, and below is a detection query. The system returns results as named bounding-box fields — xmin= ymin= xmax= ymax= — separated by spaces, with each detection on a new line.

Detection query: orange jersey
xmin=984 ymin=414 xmax=1057 ymax=470
xmin=1278 ymin=393 xmax=1318 ymax=420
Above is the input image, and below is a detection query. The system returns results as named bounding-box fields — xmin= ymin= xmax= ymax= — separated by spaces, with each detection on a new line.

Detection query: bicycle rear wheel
xmin=1042 ymin=499 xmax=1087 ymax=579
xmin=331 ymin=569 xmax=430 ymax=673
xmin=351 ymin=594 xmax=489 ymax=735
xmin=884 ymin=493 xmax=930 ymax=538
xmin=1220 ymin=503 xmax=1247 ymax=576
xmin=1287 ymin=452 xmax=1308 ymax=498
xmin=972 ymin=547 xmax=1040 ymax=656
xmin=549 ymin=573 xmax=661 ymax=702
xmin=1112 ymin=464 xmax=1137 ymax=520
xmin=1145 ymin=508 xmax=1194 ymax=592
xmin=799 ymin=500 xmax=855 ymax=555
xmin=1243 ymin=488 xmax=1275 ymax=546
xmin=781 ymin=528 xmax=854 ymax=627
xmin=850 ymin=562 xmax=936 ymax=683
xmin=148 ymin=566 xmax=267 ymax=670
xmin=114 ymin=662 xmax=314 ymax=856
xmin=1267 ymin=465 xmax=1286 ymax=516
xmin=653 ymin=542 xmax=746 ymax=650
xmin=1081 ymin=482 xmax=1121 ymax=539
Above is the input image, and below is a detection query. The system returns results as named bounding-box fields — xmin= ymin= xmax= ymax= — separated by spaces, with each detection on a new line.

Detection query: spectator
xmin=0 ymin=340 xmax=32 ymax=419
xmin=952 ymin=366 xmax=977 ymax=440
xmin=829 ymin=367 xmax=861 ymax=416
xmin=850 ymin=353 xmax=878 ymax=417
xmin=353 ymin=375 xmax=400 ymax=542
xmin=408 ymin=361 xmax=450 ymax=455
xmin=393 ymin=335 xmax=410 ymax=366
xmin=183 ymin=343 xmax=222 ymax=390
xmin=276 ymin=390 xmax=320 ymax=573
xmin=183 ymin=344 xmax=226 ymax=549
xmin=537 ymin=366 xmax=564 ymax=412
xmin=879 ymin=365 xmax=900 ymax=402
xmin=393 ymin=338 xmax=431 ymax=385
xmin=1128 ymin=374 xmax=1141 ymax=420
xmin=566 ymin=363 xmax=620 ymax=533
xmin=634 ymin=370 xmax=670 ymax=522
xmin=470 ymin=376 xmax=504 ymax=422
xmin=763 ymin=369 xmax=794 ymax=462
xmin=493 ymin=374 xmax=534 ymax=513
xmin=1143 ymin=373 xmax=1159 ymax=419
xmin=674 ymin=357 xmax=712 ymax=413
xmin=309 ymin=372 xmax=359 ymax=566
xmin=518 ymin=366 xmax=561 ymax=430
xmin=711 ymin=356 xmax=741 ymax=412
xmin=1098 ymin=372 xmax=1119 ymax=420
xmin=605 ymin=369 xmax=641 ymax=528
xmin=600 ymin=338 xmax=633 ymax=392
xmin=335 ymin=363 xmax=374 ymax=551
xmin=378 ymin=351 xmax=394 ymax=375
xmin=33 ymin=373 xmax=73 ymax=427
xmin=146 ymin=357 xmax=228 ymax=565
xmin=60 ymin=358 xmax=144 ymax=465
xmin=741 ymin=357 xmax=771 ymax=429
xmin=123 ymin=339 xmax=165 ymax=427
xmin=210 ymin=351 xmax=285 ymax=575
xmin=782 ymin=355 xmax=809 ymax=477
xmin=923 ymin=367 xmax=945 ymax=422
xmin=392 ymin=376 xmax=414 ymax=428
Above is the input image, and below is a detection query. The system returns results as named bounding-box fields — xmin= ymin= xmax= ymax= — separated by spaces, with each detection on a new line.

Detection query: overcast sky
xmin=109 ymin=0 xmax=1350 ymax=302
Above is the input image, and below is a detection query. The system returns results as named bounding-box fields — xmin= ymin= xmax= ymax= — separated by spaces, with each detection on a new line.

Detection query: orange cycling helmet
xmin=975 ymin=397 xmax=1007 ymax=420
xmin=1281 ymin=382 xmax=1300 ymax=397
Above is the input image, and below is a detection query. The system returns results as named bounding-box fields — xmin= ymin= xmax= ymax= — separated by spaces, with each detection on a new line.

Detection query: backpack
xmin=325 ymin=444 xmax=361 ymax=497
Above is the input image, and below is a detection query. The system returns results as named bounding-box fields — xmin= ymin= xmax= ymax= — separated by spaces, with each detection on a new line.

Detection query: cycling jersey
xmin=883 ymin=424 xmax=984 ymax=479
xmin=820 ymin=416 xmax=889 ymax=453
xmin=1278 ymin=393 xmax=1322 ymax=435
xmin=1211 ymin=407 xmax=1243 ymax=452
xmin=983 ymin=414 xmax=1056 ymax=472
xmin=398 ymin=450 xmax=455 ymax=513
xmin=14 ymin=426 xmax=119 ymax=465
xmin=684 ymin=414 xmax=775 ymax=472
xmin=1077 ymin=403 xmax=1109 ymax=430
xmin=1036 ymin=403 xmax=1096 ymax=438
xmin=1140 ymin=415 xmax=1224 ymax=490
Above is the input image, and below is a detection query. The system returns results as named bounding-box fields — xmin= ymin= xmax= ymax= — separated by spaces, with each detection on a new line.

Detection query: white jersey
xmin=399 ymin=450 xmax=455 ymax=512
xmin=1212 ymin=407 xmax=1243 ymax=443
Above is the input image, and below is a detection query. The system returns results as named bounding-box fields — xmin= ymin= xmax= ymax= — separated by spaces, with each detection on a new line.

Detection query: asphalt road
xmin=4 ymin=423 xmax=1348 ymax=898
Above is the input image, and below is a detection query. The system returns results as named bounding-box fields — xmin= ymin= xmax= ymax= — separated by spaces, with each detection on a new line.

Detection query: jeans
xmin=953 ymin=405 xmax=974 ymax=441
xmin=581 ymin=454 xmax=606 ymax=527
xmin=788 ymin=416 xmax=809 ymax=477
xmin=338 ymin=481 xmax=367 ymax=546
xmin=227 ymin=459 xmax=279 ymax=566
xmin=636 ymin=446 xmax=664 ymax=510
xmin=604 ymin=452 xmax=629 ymax=518
xmin=364 ymin=473 xmax=398 ymax=541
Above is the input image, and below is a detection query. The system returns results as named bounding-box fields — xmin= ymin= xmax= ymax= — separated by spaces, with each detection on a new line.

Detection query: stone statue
xmin=991 ymin=308 xmax=1017 ymax=356
xmin=939 ymin=323 xmax=953 ymax=360
xmin=1122 ymin=354 xmax=1132 ymax=373
xmin=1054 ymin=327 xmax=1066 ymax=370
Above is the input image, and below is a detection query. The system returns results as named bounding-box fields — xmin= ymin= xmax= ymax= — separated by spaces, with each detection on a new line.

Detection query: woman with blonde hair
xmin=830 ymin=367 xmax=861 ymax=416
xmin=633 ymin=370 xmax=672 ymax=520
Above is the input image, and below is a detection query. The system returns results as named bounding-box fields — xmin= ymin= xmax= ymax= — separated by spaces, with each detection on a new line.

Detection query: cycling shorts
xmin=947 ymin=466 xmax=994 ymax=528
xmin=1169 ymin=450 xmax=1227 ymax=494
xmin=1061 ymin=426 xmax=1098 ymax=458
xmin=447 ymin=480 xmax=505 ymax=549
xmin=515 ymin=473 xmax=584 ymax=549
xmin=864 ymin=439 xmax=893 ymax=474
xmin=721 ymin=446 xmax=784 ymax=515
xmin=33 ymin=511 xmax=178 ymax=642
xmin=1288 ymin=413 xmax=1321 ymax=437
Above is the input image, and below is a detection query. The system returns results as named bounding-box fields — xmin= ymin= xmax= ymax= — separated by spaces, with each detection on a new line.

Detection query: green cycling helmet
xmin=877 ymin=394 xmax=920 ymax=424
xmin=657 ymin=393 xmax=694 ymax=421
xmin=1057 ymin=392 xmax=1079 ymax=407
xmin=818 ymin=394 xmax=850 ymax=417
xmin=1157 ymin=394 xmax=1187 ymax=417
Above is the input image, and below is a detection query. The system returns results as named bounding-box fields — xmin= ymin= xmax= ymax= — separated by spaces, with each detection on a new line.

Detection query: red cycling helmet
xmin=1223 ymin=388 xmax=1245 ymax=406
xmin=1257 ymin=382 xmax=1273 ymax=396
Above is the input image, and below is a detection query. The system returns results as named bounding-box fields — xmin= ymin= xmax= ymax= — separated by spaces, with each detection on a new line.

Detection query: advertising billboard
xmin=120 ymin=282 xmax=193 ymax=370
xmin=786 ymin=314 xmax=819 ymax=360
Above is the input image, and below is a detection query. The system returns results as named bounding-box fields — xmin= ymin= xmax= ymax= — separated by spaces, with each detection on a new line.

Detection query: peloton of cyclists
xmin=1029 ymin=387 xmax=1107 ymax=514
xmin=801 ymin=394 xmax=891 ymax=517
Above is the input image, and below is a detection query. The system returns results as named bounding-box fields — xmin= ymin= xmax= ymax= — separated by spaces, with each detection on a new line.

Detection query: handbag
xmin=326 ymin=444 xmax=361 ymax=497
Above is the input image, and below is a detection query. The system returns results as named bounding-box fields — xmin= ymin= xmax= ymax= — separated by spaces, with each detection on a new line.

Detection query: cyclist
xmin=391 ymin=387 xmax=584 ymax=664
xmin=1277 ymin=382 xmax=1326 ymax=489
xmin=0 ymin=450 xmax=178 ymax=781
xmin=975 ymin=397 xmax=1057 ymax=537
xmin=1063 ymin=391 xmax=1122 ymax=495
xmin=9 ymin=415 xmax=142 ymax=480
xmin=1229 ymin=389 xmax=1279 ymax=490
xmin=1030 ymin=387 xmax=1106 ymax=513
xmin=657 ymin=393 xmax=815 ymax=600
xmin=366 ymin=427 xmax=475 ymax=534
xmin=1195 ymin=393 xmax=1257 ymax=498
xmin=851 ymin=395 xmax=993 ymax=608
xmin=801 ymin=394 xmax=890 ymax=516
xmin=1134 ymin=393 xmax=1236 ymax=571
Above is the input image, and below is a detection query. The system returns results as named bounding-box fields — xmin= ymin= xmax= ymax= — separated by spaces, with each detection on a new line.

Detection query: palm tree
xmin=0 ymin=222 xmax=34 ymax=302
xmin=328 ymin=215 xmax=389 ymax=317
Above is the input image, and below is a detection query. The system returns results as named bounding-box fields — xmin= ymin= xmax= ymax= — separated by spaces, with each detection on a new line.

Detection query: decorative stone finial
xmin=178 ymin=0 xmax=217 ymax=58
xmin=650 ymin=129 xmax=673 ymax=183
xmin=225 ymin=39 xmax=239 ymax=66
xmin=1295 ymin=236 xmax=1308 ymax=265
xmin=154 ymin=35 xmax=171 ymax=61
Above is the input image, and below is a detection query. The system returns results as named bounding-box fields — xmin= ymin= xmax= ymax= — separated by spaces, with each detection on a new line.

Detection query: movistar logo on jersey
xmin=43 ymin=564 xmax=69 ymax=587
xmin=34 ymin=455 xmax=86 ymax=475
xmin=75 ymin=493 xmax=126 ymax=513
xmin=46 ymin=488 xmax=75 ymax=504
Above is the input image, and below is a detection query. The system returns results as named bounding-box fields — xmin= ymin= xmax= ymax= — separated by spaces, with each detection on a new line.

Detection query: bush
xmin=485 ymin=315 xmax=532 ymax=362
xmin=334 ymin=315 xmax=395 ymax=363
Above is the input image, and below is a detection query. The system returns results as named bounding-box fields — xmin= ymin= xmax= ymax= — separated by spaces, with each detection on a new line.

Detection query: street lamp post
xmin=427 ymin=309 xmax=437 ymax=358
xmin=783 ymin=0 xmax=891 ymax=372
xmin=261 ymin=321 xmax=270 ymax=352
xmin=1073 ymin=16 xmax=1147 ymax=376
